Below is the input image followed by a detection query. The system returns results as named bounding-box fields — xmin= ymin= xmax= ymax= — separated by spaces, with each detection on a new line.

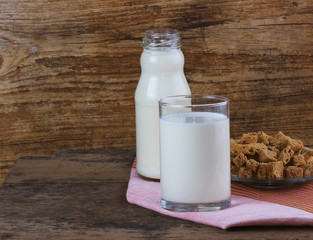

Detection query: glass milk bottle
xmin=135 ymin=29 xmax=191 ymax=179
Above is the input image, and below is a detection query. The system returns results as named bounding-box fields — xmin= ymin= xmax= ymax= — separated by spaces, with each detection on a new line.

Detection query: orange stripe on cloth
xmin=231 ymin=182 xmax=313 ymax=214
xmin=132 ymin=159 xmax=313 ymax=214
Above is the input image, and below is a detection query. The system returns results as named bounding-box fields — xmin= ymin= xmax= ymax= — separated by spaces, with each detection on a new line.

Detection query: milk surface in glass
xmin=160 ymin=111 xmax=230 ymax=204
xmin=135 ymin=30 xmax=191 ymax=179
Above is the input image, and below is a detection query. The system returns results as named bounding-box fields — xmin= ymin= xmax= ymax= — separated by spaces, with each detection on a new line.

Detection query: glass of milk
xmin=159 ymin=95 xmax=231 ymax=212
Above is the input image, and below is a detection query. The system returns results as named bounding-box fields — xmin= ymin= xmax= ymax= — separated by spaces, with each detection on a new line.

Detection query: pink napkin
xmin=126 ymin=168 xmax=313 ymax=229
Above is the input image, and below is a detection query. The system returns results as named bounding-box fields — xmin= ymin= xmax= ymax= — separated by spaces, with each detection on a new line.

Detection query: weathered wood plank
xmin=0 ymin=0 xmax=312 ymax=184
xmin=5 ymin=149 xmax=135 ymax=184
xmin=1 ymin=149 xmax=313 ymax=239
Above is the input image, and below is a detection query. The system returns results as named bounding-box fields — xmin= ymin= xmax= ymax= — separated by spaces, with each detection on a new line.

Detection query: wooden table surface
xmin=0 ymin=149 xmax=312 ymax=239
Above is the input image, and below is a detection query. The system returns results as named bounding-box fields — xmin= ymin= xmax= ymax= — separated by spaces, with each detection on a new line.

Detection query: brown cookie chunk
xmin=288 ymin=139 xmax=304 ymax=152
xmin=267 ymin=161 xmax=284 ymax=179
xmin=257 ymin=131 xmax=273 ymax=145
xmin=231 ymin=164 xmax=240 ymax=175
xmin=303 ymin=147 xmax=313 ymax=156
xmin=304 ymin=165 xmax=313 ymax=178
xmin=257 ymin=163 xmax=268 ymax=179
xmin=239 ymin=132 xmax=258 ymax=144
xmin=305 ymin=155 xmax=313 ymax=165
xmin=239 ymin=167 xmax=253 ymax=179
xmin=258 ymin=147 xmax=278 ymax=162
xmin=232 ymin=153 xmax=247 ymax=168
xmin=284 ymin=166 xmax=303 ymax=179
xmin=290 ymin=154 xmax=306 ymax=168
xmin=246 ymin=159 xmax=259 ymax=172
xmin=231 ymin=142 xmax=257 ymax=156
xmin=278 ymin=146 xmax=294 ymax=165
xmin=272 ymin=131 xmax=291 ymax=150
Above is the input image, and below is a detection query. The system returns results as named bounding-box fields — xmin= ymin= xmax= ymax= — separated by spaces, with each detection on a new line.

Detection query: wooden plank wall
xmin=0 ymin=0 xmax=312 ymax=184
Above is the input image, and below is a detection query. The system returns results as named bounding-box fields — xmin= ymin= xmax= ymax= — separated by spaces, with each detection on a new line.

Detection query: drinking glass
xmin=159 ymin=95 xmax=231 ymax=212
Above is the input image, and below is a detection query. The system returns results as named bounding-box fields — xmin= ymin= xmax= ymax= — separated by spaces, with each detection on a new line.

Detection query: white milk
xmin=160 ymin=112 xmax=230 ymax=204
xmin=135 ymin=48 xmax=190 ymax=179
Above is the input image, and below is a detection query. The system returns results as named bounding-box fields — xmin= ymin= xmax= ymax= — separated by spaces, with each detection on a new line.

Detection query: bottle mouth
xmin=143 ymin=29 xmax=181 ymax=50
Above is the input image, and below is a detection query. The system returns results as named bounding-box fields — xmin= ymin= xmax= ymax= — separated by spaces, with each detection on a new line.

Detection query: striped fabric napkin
xmin=126 ymin=162 xmax=313 ymax=229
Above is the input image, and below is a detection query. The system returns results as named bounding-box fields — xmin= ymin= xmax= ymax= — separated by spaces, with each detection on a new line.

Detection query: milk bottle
xmin=135 ymin=29 xmax=191 ymax=179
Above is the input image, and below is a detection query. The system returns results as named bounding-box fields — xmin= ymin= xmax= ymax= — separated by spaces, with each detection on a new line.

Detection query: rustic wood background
xmin=0 ymin=0 xmax=312 ymax=185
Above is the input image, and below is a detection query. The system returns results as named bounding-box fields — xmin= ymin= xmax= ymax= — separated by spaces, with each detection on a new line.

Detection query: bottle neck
xmin=142 ymin=29 xmax=181 ymax=51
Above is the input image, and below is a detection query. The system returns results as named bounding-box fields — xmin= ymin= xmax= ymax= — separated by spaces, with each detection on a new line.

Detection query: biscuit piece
xmin=231 ymin=165 xmax=240 ymax=175
xmin=278 ymin=146 xmax=294 ymax=165
xmin=257 ymin=131 xmax=273 ymax=145
xmin=290 ymin=154 xmax=306 ymax=168
xmin=230 ymin=139 xmax=238 ymax=158
xmin=257 ymin=163 xmax=268 ymax=179
xmin=284 ymin=166 xmax=303 ymax=179
xmin=303 ymin=147 xmax=313 ymax=156
xmin=239 ymin=167 xmax=253 ymax=179
xmin=305 ymin=155 xmax=313 ymax=165
xmin=249 ymin=142 xmax=269 ymax=156
xmin=230 ymin=139 xmax=240 ymax=156
xmin=239 ymin=132 xmax=258 ymax=144
xmin=268 ymin=145 xmax=280 ymax=154
xmin=267 ymin=161 xmax=284 ymax=179
xmin=246 ymin=159 xmax=259 ymax=172
xmin=231 ymin=142 xmax=257 ymax=156
xmin=258 ymin=148 xmax=278 ymax=162
xmin=244 ymin=144 xmax=258 ymax=156
xmin=304 ymin=165 xmax=313 ymax=178
xmin=230 ymin=138 xmax=238 ymax=148
xmin=232 ymin=153 xmax=247 ymax=168
xmin=272 ymin=131 xmax=291 ymax=150
xmin=288 ymin=139 xmax=304 ymax=152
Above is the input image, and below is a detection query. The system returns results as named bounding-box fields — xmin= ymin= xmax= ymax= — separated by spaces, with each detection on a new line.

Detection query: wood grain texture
xmin=1 ymin=149 xmax=313 ymax=239
xmin=0 ymin=0 xmax=312 ymax=184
